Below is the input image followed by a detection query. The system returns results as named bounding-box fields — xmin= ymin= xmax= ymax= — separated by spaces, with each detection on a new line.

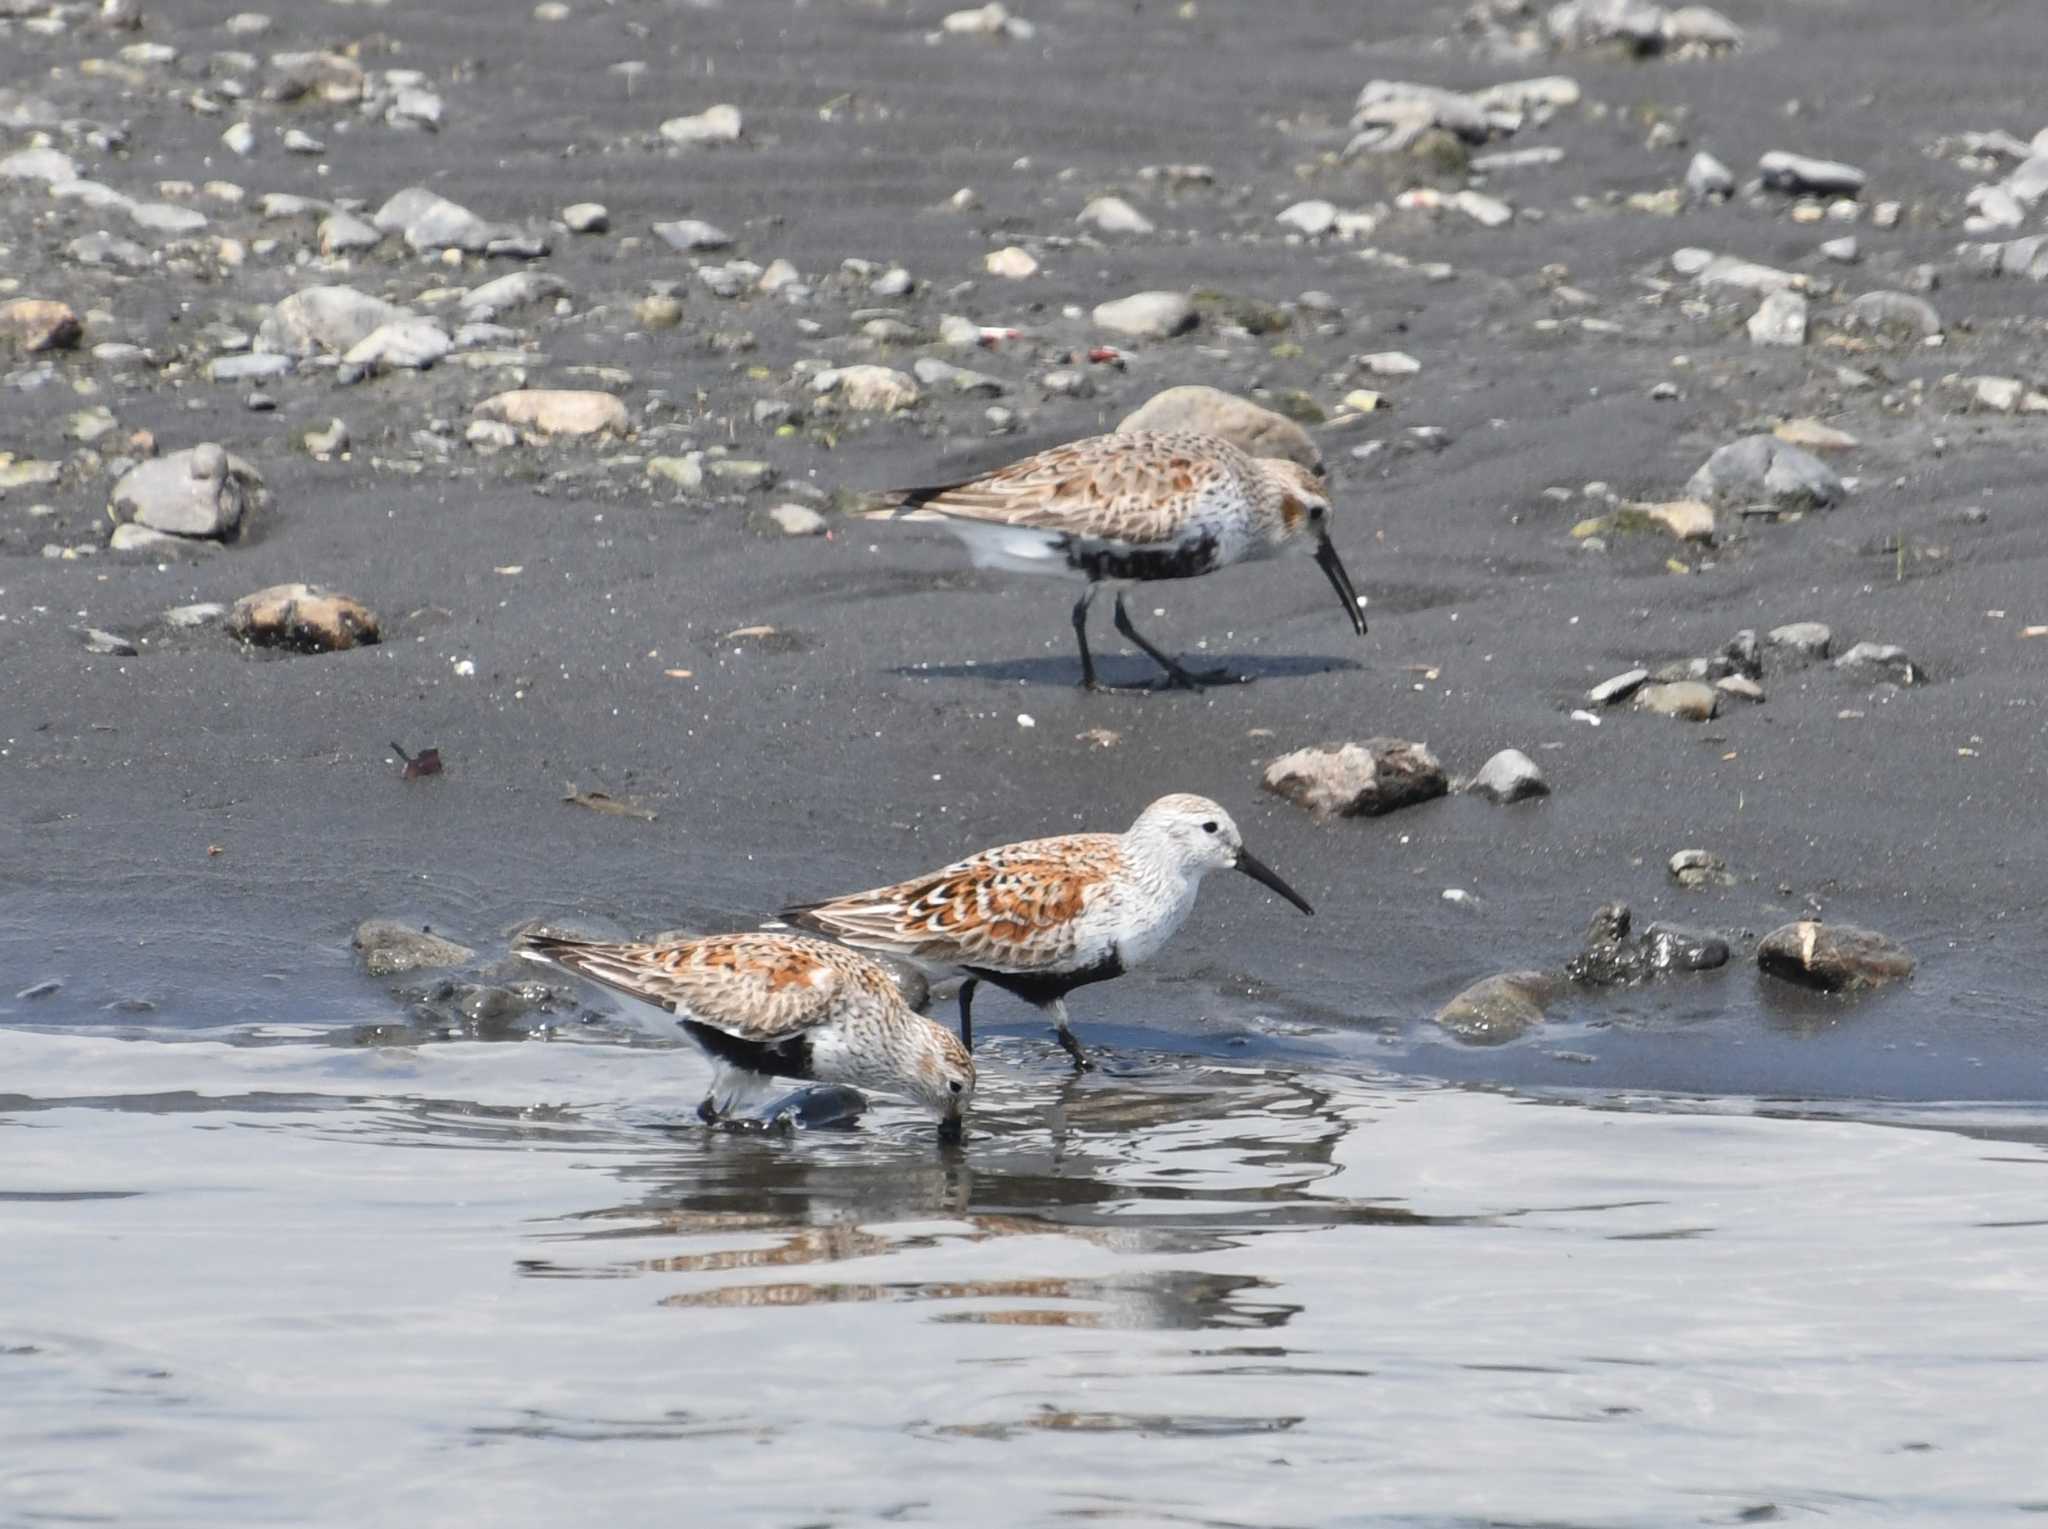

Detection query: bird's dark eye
xmin=1310 ymin=503 xmax=1326 ymax=520
xmin=1202 ymin=821 xmax=1218 ymax=834
xmin=949 ymin=1080 xmax=964 ymax=1094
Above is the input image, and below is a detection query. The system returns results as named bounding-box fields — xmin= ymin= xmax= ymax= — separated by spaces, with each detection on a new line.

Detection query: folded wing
xmin=519 ymin=931 xmax=848 ymax=1039
xmin=786 ymin=837 xmax=1119 ymax=973
xmin=868 ymin=431 xmax=1243 ymax=546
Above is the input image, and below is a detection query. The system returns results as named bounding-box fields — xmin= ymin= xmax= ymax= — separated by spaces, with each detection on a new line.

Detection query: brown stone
xmin=473 ymin=389 xmax=630 ymax=438
xmin=1116 ymin=385 xmax=1324 ymax=475
xmin=1757 ymin=921 xmax=1915 ymax=994
xmin=1633 ymin=680 xmax=1718 ymax=721
xmin=1262 ymin=737 xmax=1447 ymax=818
xmin=228 ymin=583 xmax=381 ymax=653
xmin=0 ymin=298 xmax=82 ymax=354
xmin=1435 ymin=971 xmax=1563 ymax=1044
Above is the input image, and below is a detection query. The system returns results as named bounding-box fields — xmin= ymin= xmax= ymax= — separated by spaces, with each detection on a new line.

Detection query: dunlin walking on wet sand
xmin=864 ymin=429 xmax=1368 ymax=690
xmin=516 ymin=930 xmax=976 ymax=1142
xmin=785 ymin=793 xmax=1313 ymax=1070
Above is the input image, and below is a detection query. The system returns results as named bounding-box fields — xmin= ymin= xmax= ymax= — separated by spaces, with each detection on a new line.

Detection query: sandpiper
xmin=516 ymin=930 xmax=975 ymax=1142
xmin=785 ymin=793 xmax=1313 ymax=1070
xmin=864 ymin=429 xmax=1368 ymax=690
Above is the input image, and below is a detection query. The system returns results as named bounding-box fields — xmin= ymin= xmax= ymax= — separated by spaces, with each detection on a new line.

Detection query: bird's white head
xmin=1128 ymin=795 xmax=1315 ymax=914
xmin=1256 ymin=459 xmax=1368 ymax=639
xmin=909 ymin=1023 xmax=976 ymax=1142
xmin=1131 ymin=793 xmax=1247 ymax=874
xmin=1256 ymin=458 xmax=1333 ymax=551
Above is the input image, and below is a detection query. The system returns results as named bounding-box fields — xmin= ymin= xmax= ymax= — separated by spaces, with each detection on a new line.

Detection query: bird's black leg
xmin=696 ymin=1094 xmax=721 ymax=1125
xmin=958 ymin=975 xmax=978 ymax=1052
xmin=1048 ymin=999 xmax=1093 ymax=1072
xmin=1111 ymin=591 xmax=1242 ymax=689
xmin=1076 ymin=584 xmax=1151 ymax=692
xmin=1071 ymin=588 xmax=1098 ymax=691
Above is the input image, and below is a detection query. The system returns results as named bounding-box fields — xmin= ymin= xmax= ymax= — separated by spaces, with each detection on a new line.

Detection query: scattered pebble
xmin=1435 ymin=971 xmax=1559 ymax=1045
xmin=653 ymin=218 xmax=734 ymax=253
xmin=1091 ymin=291 xmax=1197 ymax=339
xmin=1586 ymin=668 xmax=1649 ymax=706
xmin=228 ymin=582 xmax=380 ymax=653
xmin=318 ymin=212 xmax=382 ymax=255
xmin=1686 ymin=151 xmax=1734 ymax=200
xmin=815 ymin=364 xmax=921 ymax=412
xmin=1462 ymin=748 xmax=1551 ymax=804
xmin=913 ymin=357 xmax=1004 ymax=397
xmin=1767 ymin=621 xmax=1833 ymax=660
xmin=0 ymin=299 xmax=82 ymax=354
xmin=1115 ymin=386 xmax=1321 ymax=474
xmin=1840 ymin=290 xmax=1943 ymax=340
xmin=1262 ymin=738 xmax=1448 ymax=819
xmin=635 ymin=293 xmax=685 ymax=329
xmin=354 ymin=918 xmax=475 ymax=977
xmin=1669 ymin=849 xmax=1733 ymax=888
xmin=1757 ymin=921 xmax=1914 ymax=993
xmin=1078 ymin=196 xmax=1154 ymax=235
xmin=942 ymin=3 xmax=1033 ymax=39
xmin=756 ymin=503 xmax=827 ymax=537
xmin=377 ymin=187 xmax=541 ymax=255
xmin=109 ymin=443 xmax=260 ymax=540
xmin=302 ymin=419 xmax=351 ymax=458
xmin=1747 ymin=289 xmax=1808 ymax=347
xmin=474 ymin=390 xmax=630 ymax=438
xmin=1759 ymin=151 xmax=1867 ymax=197
xmin=1633 ymin=680 xmax=1718 ymax=721
xmin=659 ymin=104 xmax=743 ymax=147
xmin=1835 ymin=641 xmax=1920 ymax=685
xmin=1276 ymin=200 xmax=1338 ymax=237
xmin=1686 ymin=434 xmax=1842 ymax=511
xmin=342 ymin=318 xmax=452 ymax=377
xmin=984 ymin=246 xmax=1038 ymax=279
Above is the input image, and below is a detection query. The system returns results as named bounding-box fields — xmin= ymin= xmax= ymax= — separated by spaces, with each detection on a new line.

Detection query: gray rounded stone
xmin=355 ymin=918 xmax=475 ymax=977
xmin=1840 ymin=290 xmax=1942 ymax=340
xmin=1091 ymin=291 xmax=1198 ymax=340
xmin=109 ymin=444 xmax=257 ymax=539
xmin=1685 ymin=434 xmax=1842 ymax=511
xmin=1463 ymin=748 xmax=1551 ymax=804
xmin=1758 ymin=151 xmax=1867 ymax=197
xmin=1767 ymin=621 xmax=1833 ymax=660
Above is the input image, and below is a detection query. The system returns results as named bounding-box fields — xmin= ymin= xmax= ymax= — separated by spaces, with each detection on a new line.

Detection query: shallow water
xmin=6 ymin=1025 xmax=2047 ymax=1527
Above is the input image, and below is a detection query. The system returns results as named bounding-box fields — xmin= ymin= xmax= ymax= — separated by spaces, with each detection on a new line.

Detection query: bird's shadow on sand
xmin=889 ymin=652 xmax=1366 ymax=688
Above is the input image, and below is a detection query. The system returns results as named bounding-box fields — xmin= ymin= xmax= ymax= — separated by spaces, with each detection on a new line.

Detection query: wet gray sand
xmin=5 ymin=0 xmax=2048 ymax=1520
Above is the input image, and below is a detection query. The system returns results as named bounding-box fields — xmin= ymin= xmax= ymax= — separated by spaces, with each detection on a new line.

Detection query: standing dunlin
xmin=516 ymin=930 xmax=976 ymax=1142
xmin=785 ymin=793 xmax=1313 ymax=1070
xmin=864 ymin=429 xmax=1368 ymax=690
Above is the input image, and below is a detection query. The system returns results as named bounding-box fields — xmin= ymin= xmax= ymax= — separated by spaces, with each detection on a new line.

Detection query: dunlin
xmin=516 ymin=930 xmax=976 ymax=1142
xmin=785 ymin=793 xmax=1312 ymax=1069
xmin=865 ymin=429 xmax=1367 ymax=690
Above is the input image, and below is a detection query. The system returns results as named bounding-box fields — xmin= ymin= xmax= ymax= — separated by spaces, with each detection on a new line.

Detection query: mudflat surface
xmin=4 ymin=0 xmax=2044 ymax=1096
xmin=4 ymin=1 xmax=2048 ymax=1520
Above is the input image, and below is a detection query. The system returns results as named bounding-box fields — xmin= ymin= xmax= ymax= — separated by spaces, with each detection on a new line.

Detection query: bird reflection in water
xmin=517 ymin=1065 xmax=1458 ymax=1331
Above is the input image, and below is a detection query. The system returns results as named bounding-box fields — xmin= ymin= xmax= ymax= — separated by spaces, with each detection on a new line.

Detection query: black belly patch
xmin=681 ymin=1020 xmax=815 ymax=1080
xmin=1066 ymin=535 xmax=1218 ymax=584
xmin=967 ymin=951 xmax=1126 ymax=1006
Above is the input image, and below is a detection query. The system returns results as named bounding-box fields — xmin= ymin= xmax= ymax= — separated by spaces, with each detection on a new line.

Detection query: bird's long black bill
xmin=1315 ymin=533 xmax=1368 ymax=637
xmin=1236 ymin=849 xmax=1315 ymax=916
